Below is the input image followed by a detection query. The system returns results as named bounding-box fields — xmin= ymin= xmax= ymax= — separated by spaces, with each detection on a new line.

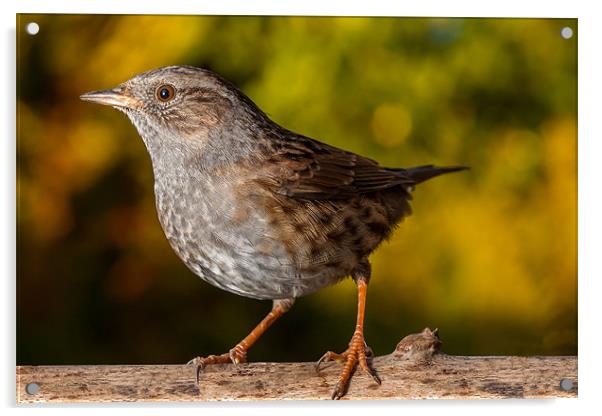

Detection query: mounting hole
xmin=25 ymin=22 xmax=40 ymax=35
xmin=25 ymin=382 xmax=40 ymax=395
xmin=560 ymin=26 xmax=573 ymax=39
xmin=559 ymin=378 xmax=573 ymax=391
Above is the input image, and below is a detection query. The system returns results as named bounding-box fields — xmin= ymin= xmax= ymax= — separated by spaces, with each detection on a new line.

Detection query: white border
xmin=3 ymin=0 xmax=601 ymax=415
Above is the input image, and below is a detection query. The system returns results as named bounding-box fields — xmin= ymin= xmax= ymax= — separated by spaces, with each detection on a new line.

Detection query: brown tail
xmin=400 ymin=165 xmax=469 ymax=184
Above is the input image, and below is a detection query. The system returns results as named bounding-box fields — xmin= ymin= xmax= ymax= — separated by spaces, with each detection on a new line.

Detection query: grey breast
xmin=152 ymin=164 xmax=329 ymax=300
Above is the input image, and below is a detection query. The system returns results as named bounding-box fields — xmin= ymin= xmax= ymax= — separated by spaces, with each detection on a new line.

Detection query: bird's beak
xmin=80 ymin=87 xmax=142 ymax=109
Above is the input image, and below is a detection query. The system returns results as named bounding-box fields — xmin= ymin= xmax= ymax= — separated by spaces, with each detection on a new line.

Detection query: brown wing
xmin=268 ymin=133 xmax=412 ymax=200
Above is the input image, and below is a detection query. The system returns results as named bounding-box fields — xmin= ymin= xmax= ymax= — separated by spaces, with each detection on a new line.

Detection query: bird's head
xmin=80 ymin=66 xmax=262 ymax=163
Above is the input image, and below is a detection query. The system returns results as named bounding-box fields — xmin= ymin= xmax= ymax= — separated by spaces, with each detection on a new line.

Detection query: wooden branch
xmin=16 ymin=328 xmax=577 ymax=402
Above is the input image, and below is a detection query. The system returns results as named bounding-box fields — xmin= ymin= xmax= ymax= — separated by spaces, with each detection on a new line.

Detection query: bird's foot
xmin=315 ymin=331 xmax=381 ymax=399
xmin=188 ymin=344 xmax=248 ymax=383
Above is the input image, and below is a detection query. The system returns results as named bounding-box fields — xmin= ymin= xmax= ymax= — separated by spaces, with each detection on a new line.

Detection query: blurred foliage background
xmin=17 ymin=15 xmax=577 ymax=364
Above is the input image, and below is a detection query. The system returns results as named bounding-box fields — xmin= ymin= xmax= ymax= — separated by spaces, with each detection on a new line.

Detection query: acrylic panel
xmin=16 ymin=14 xmax=577 ymax=402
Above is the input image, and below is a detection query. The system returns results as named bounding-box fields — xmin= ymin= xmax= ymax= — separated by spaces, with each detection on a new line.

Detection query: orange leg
xmin=316 ymin=270 xmax=380 ymax=399
xmin=189 ymin=298 xmax=294 ymax=383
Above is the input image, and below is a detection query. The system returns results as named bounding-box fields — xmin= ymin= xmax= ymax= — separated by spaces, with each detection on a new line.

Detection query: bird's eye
xmin=156 ymin=84 xmax=175 ymax=102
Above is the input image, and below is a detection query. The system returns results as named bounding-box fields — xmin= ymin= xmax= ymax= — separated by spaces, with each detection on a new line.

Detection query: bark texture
xmin=16 ymin=328 xmax=577 ymax=403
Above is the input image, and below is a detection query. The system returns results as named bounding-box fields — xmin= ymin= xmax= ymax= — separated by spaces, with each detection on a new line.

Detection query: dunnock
xmin=81 ymin=66 xmax=467 ymax=399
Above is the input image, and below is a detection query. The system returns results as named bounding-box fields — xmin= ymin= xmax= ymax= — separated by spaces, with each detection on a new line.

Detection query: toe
xmin=359 ymin=351 xmax=381 ymax=385
xmin=193 ymin=353 xmax=231 ymax=383
xmin=229 ymin=345 xmax=247 ymax=364
xmin=316 ymin=350 xmax=346 ymax=373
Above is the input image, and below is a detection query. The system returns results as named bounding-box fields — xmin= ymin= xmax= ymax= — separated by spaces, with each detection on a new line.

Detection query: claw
xmin=316 ymin=350 xmax=345 ymax=373
xmin=188 ymin=353 xmax=232 ymax=384
xmin=196 ymin=362 xmax=202 ymax=384
xmin=331 ymin=381 xmax=344 ymax=400
xmin=369 ymin=370 xmax=382 ymax=385
xmin=315 ymin=353 xmax=328 ymax=373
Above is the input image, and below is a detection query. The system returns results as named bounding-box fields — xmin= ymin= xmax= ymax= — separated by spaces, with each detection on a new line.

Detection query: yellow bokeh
xmin=371 ymin=104 xmax=413 ymax=147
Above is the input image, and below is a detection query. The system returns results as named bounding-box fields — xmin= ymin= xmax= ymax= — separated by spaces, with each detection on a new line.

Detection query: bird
xmin=80 ymin=65 xmax=467 ymax=399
